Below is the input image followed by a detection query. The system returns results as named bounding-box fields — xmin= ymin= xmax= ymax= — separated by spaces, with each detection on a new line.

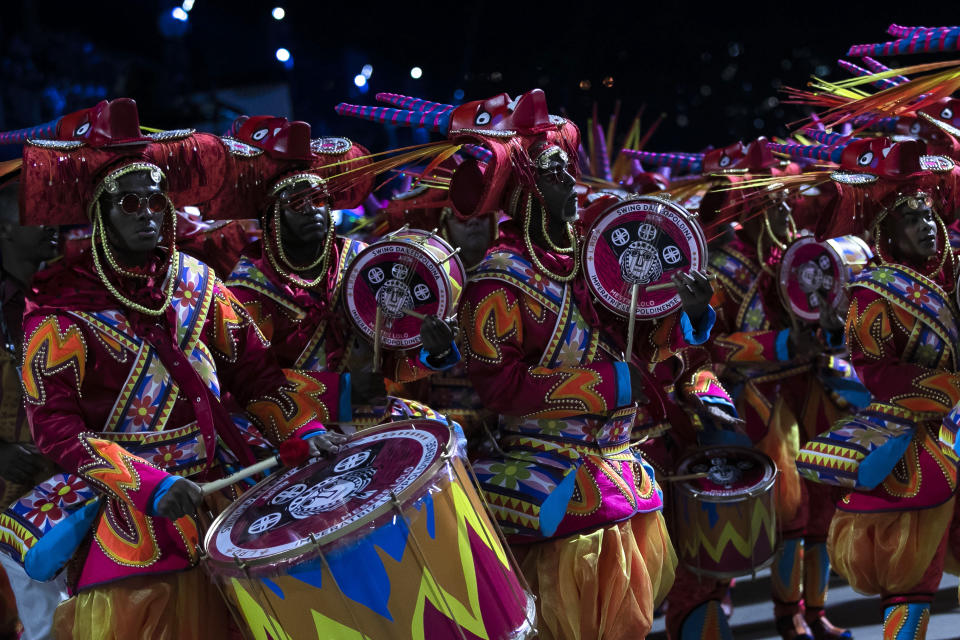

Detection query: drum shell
xmin=779 ymin=235 xmax=872 ymax=323
xmin=204 ymin=422 xmax=534 ymax=640
xmin=344 ymin=229 xmax=466 ymax=350
xmin=670 ymin=446 xmax=779 ymax=579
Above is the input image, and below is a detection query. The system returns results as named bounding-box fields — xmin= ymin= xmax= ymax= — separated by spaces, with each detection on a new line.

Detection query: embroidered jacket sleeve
xmin=846 ymin=286 xmax=960 ymax=416
xmin=229 ymin=284 xmax=346 ymax=428
xmin=205 ymin=283 xmax=326 ymax=443
xmin=459 ymin=279 xmax=628 ymax=419
xmin=22 ymin=314 xmax=172 ymax=515
xmin=708 ymin=282 xmax=787 ymax=366
xmin=638 ymin=307 xmax=715 ymax=365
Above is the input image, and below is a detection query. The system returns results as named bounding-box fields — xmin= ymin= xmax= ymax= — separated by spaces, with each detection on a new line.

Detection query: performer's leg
xmin=665 ymin=565 xmax=732 ymax=640
xmin=0 ymin=552 xmax=67 ymax=640
xmin=771 ymin=536 xmax=813 ymax=640
xmin=52 ymin=567 xmax=233 ymax=640
xmin=803 ymin=482 xmax=851 ymax=640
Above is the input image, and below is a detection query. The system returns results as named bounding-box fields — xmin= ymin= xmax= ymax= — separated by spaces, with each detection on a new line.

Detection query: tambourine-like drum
xmin=584 ymin=195 xmax=708 ymax=318
xmin=344 ymin=228 xmax=466 ymax=349
xmin=779 ymin=235 xmax=873 ymax=323
xmin=671 ymin=446 xmax=779 ymax=579
xmin=204 ymin=421 xmax=535 ymax=640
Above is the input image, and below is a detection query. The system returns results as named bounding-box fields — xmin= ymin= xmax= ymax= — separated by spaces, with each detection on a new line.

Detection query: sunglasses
xmin=281 ymin=191 xmax=328 ymax=214
xmin=113 ymin=193 xmax=168 ymax=215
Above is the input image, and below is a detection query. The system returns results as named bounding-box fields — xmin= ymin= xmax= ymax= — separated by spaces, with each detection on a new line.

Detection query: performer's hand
xmin=420 ymin=315 xmax=456 ymax=357
xmin=627 ymin=363 xmax=650 ymax=405
xmin=674 ymin=271 xmax=713 ymax=325
xmin=0 ymin=443 xmax=46 ymax=485
xmin=687 ymin=394 xmax=746 ymax=432
xmin=306 ymin=431 xmax=348 ymax=458
xmin=788 ymin=327 xmax=821 ymax=361
xmin=815 ymin=292 xmax=845 ymax=334
xmin=156 ymin=478 xmax=203 ymax=520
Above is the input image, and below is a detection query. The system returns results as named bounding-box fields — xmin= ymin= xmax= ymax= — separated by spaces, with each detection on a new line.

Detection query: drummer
xmin=0 ymin=101 xmax=344 ymax=639
xmin=221 ymin=116 xmax=459 ymax=430
xmin=700 ymin=142 xmax=852 ymax=640
xmin=374 ymin=167 xmax=500 ymax=452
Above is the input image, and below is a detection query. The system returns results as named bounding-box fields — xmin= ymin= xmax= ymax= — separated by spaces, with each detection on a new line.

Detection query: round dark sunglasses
xmin=113 ymin=193 xmax=167 ymax=215
xmin=281 ymin=191 xmax=328 ymax=214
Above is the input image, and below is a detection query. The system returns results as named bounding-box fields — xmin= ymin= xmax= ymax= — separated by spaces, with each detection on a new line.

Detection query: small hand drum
xmin=583 ymin=196 xmax=708 ymax=319
xmin=344 ymin=228 xmax=466 ymax=350
xmin=779 ymin=235 xmax=873 ymax=323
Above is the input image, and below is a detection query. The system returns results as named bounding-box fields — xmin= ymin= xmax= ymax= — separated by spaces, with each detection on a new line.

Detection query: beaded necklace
xmin=523 ymin=193 xmax=579 ymax=283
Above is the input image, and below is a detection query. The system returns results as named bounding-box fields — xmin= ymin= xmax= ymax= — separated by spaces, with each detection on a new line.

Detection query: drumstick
xmin=401 ymin=308 xmax=428 ymax=320
xmin=661 ymin=472 xmax=709 ymax=482
xmin=646 ymin=272 xmax=717 ymax=293
xmin=201 ymin=456 xmax=280 ymax=496
xmin=624 ymin=283 xmax=640 ymax=361
xmin=372 ymin=306 xmax=384 ymax=373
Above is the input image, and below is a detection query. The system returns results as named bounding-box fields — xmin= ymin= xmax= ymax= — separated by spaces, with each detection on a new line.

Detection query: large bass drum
xmin=204 ymin=420 xmax=535 ymax=640
xmin=344 ymin=228 xmax=466 ymax=350
xmin=583 ymin=195 xmax=708 ymax=319
xmin=779 ymin=235 xmax=873 ymax=323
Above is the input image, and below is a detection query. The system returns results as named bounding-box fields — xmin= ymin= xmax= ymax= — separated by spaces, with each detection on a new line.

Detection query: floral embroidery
xmin=174 ymin=280 xmax=200 ymax=309
xmin=127 ymin=396 xmax=158 ymax=429
xmin=488 ymin=461 xmax=531 ymax=490
xmin=904 ymin=284 xmax=930 ymax=304
xmin=23 ymin=496 xmax=64 ymax=528
xmin=150 ymin=444 xmax=184 ymax=468
xmin=872 ymin=269 xmax=895 ymax=285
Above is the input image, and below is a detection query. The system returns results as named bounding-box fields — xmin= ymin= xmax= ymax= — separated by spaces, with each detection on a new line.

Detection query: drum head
xmin=205 ymin=421 xmax=453 ymax=573
xmin=779 ymin=235 xmax=870 ymax=323
xmin=583 ymin=196 xmax=707 ymax=318
xmin=344 ymin=231 xmax=463 ymax=350
xmin=674 ymin=446 xmax=776 ymax=502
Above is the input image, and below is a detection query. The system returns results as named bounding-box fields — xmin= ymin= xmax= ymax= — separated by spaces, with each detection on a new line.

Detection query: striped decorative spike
xmin=848 ymin=26 xmax=960 ymax=57
xmin=374 ymin=93 xmax=456 ymax=116
xmin=766 ymin=142 xmax=844 ymax=163
xmin=837 ymin=59 xmax=904 ymax=90
xmin=0 ymin=118 xmax=61 ymax=145
xmin=887 ymin=24 xmax=937 ymax=38
xmin=851 ymin=114 xmax=899 ymax=132
xmin=801 ymin=129 xmax=857 ymax=147
xmin=620 ymin=149 xmax=703 ymax=173
xmin=861 ymin=57 xmax=911 ymax=84
xmin=460 ymin=144 xmax=493 ymax=164
xmin=334 ymin=103 xmax=452 ymax=133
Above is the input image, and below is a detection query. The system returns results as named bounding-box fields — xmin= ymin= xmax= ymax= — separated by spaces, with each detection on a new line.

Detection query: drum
xmin=204 ymin=420 xmax=535 ymax=640
xmin=583 ymin=195 xmax=708 ymax=318
xmin=779 ymin=235 xmax=873 ymax=323
xmin=344 ymin=228 xmax=467 ymax=350
xmin=671 ymin=446 xmax=779 ymax=579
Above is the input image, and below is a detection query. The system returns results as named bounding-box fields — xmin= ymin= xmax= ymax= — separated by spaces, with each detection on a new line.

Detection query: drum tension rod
xmin=439 ymin=247 xmax=461 ymax=264
xmin=384 ymin=224 xmax=410 ymax=240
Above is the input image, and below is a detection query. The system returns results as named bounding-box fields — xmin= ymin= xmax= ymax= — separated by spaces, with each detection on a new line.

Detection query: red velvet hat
xmin=336 ymin=89 xmax=580 ymax=218
xmin=11 ymin=99 xmax=229 ymax=226
xmin=206 ymin=115 xmax=373 ymax=221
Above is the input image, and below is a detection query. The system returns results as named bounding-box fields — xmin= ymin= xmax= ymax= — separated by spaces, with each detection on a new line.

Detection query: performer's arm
xmin=207 ymin=284 xmax=331 ymax=443
xmin=21 ymin=314 xmax=174 ymax=515
xmin=459 ymin=282 xmax=629 ymax=419
xmin=846 ymin=287 xmax=960 ymax=414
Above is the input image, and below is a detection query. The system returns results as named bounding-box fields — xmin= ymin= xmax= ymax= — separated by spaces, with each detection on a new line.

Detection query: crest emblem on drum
xmin=793 ymin=253 xmax=834 ymax=309
xmin=362 ymin=261 xmax=437 ymax=318
xmin=692 ymin=456 xmax=755 ymax=489
xmin=604 ymin=220 xmax=689 ymax=285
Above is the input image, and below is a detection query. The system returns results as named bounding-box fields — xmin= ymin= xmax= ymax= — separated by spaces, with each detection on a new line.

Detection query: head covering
xmin=205 ymin=115 xmax=373 ymax=222
xmin=768 ymin=131 xmax=960 ymax=240
xmin=336 ymin=89 xmax=580 ymax=219
xmin=6 ymin=99 xmax=227 ymax=226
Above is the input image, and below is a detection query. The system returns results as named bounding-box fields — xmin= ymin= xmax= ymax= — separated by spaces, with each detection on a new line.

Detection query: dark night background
xmin=1 ymin=1 xmax=957 ymax=158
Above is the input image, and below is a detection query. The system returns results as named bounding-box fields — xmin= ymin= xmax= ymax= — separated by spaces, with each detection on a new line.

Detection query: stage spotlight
xmin=276 ymin=48 xmax=291 ymax=63
xmin=272 ymin=7 xmax=285 ymax=20
xmin=410 ymin=66 xmax=423 ymax=79
xmin=354 ymin=74 xmax=367 ymax=88
xmin=361 ymin=64 xmax=373 ymax=79
xmin=171 ymin=7 xmax=188 ymax=21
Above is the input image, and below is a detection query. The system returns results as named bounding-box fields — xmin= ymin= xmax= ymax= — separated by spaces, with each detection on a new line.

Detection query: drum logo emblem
xmin=604 ymin=220 xmax=688 ymax=285
xmin=287 ymin=468 xmax=377 ymax=518
xmin=377 ymin=279 xmax=415 ymax=318
xmin=793 ymin=253 xmax=834 ymax=308
xmin=362 ymin=261 xmax=437 ymax=318
xmin=693 ymin=456 xmax=755 ymax=489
